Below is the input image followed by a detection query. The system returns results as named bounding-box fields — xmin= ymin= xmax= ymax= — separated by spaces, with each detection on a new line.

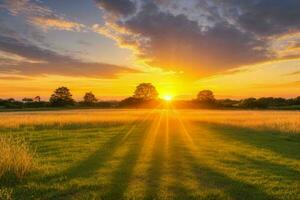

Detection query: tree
xmin=34 ymin=96 xmax=41 ymax=102
xmin=22 ymin=98 xmax=33 ymax=103
xmin=83 ymin=92 xmax=97 ymax=105
xmin=197 ymin=90 xmax=215 ymax=103
xmin=119 ymin=97 xmax=144 ymax=107
xmin=240 ymin=98 xmax=257 ymax=108
xmin=133 ymin=83 xmax=158 ymax=100
xmin=294 ymin=96 xmax=300 ymax=105
xmin=49 ymin=87 xmax=74 ymax=106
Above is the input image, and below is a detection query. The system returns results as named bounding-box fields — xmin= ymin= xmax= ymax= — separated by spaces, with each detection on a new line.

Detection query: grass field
xmin=0 ymin=109 xmax=299 ymax=200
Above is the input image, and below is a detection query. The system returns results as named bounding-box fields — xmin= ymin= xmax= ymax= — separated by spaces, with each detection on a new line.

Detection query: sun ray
xmin=121 ymin=104 xmax=163 ymax=143
xmin=124 ymin=109 xmax=164 ymax=198
xmin=170 ymin=106 xmax=196 ymax=148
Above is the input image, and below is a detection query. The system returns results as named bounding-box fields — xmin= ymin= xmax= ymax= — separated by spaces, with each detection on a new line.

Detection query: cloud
xmin=94 ymin=0 xmax=300 ymax=77
xmin=29 ymin=16 xmax=85 ymax=32
xmin=0 ymin=75 xmax=32 ymax=80
xmin=95 ymin=0 xmax=272 ymax=77
xmin=0 ymin=61 xmax=136 ymax=78
xmin=285 ymin=71 xmax=300 ymax=76
xmin=0 ymin=0 xmax=85 ymax=32
xmin=0 ymin=0 xmax=52 ymax=16
xmin=218 ymin=0 xmax=300 ymax=36
xmin=0 ymin=26 xmax=137 ymax=78
xmin=96 ymin=0 xmax=136 ymax=17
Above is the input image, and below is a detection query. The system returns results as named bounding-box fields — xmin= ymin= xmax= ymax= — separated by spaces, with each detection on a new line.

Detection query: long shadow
xmin=167 ymin=133 xmax=195 ymax=199
xmin=171 ymin=117 xmax=277 ymax=200
xmin=6 ymin=110 xmax=162 ymax=199
xmin=51 ymin=128 xmax=135 ymax=181
xmin=143 ymin=114 xmax=166 ymax=199
xmin=99 ymin=118 xmax=155 ymax=199
xmin=198 ymin=122 xmax=300 ymax=161
xmin=182 ymin=146 xmax=277 ymax=200
xmin=226 ymin=153 xmax=300 ymax=181
xmin=12 ymin=120 xmax=150 ymax=199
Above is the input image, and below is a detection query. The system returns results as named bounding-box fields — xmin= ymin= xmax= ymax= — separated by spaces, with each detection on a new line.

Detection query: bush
xmin=0 ymin=136 xmax=34 ymax=180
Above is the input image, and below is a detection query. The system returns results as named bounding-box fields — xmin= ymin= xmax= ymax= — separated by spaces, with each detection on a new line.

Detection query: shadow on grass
xmin=227 ymin=153 xmax=300 ymax=181
xmin=198 ymin=123 xmax=300 ymax=160
xmin=167 ymin=136 xmax=195 ymax=199
xmin=182 ymin=147 xmax=276 ymax=200
xmin=143 ymin=123 xmax=166 ymax=199
xmin=10 ymin=121 xmax=149 ymax=199
xmin=98 ymin=123 xmax=150 ymax=200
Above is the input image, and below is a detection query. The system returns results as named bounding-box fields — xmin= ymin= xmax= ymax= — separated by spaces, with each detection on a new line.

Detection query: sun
xmin=163 ymin=95 xmax=173 ymax=101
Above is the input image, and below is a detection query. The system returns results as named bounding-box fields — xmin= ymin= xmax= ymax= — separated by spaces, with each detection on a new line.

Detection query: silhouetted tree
xmin=240 ymin=98 xmax=257 ymax=108
xmin=49 ymin=87 xmax=74 ymax=106
xmin=119 ymin=97 xmax=144 ymax=107
xmin=216 ymin=99 xmax=239 ymax=108
xmin=83 ymin=92 xmax=97 ymax=105
xmin=294 ymin=96 xmax=300 ymax=105
xmin=7 ymin=98 xmax=15 ymax=103
xmin=22 ymin=98 xmax=33 ymax=103
xmin=133 ymin=83 xmax=158 ymax=100
xmin=197 ymin=90 xmax=215 ymax=103
xmin=34 ymin=96 xmax=41 ymax=102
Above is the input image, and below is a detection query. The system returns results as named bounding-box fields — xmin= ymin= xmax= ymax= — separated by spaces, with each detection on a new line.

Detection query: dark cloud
xmin=212 ymin=0 xmax=300 ymax=36
xmin=0 ymin=26 xmax=137 ymax=78
xmin=98 ymin=0 xmax=272 ymax=77
xmin=96 ymin=0 xmax=136 ymax=17
xmin=0 ymin=31 xmax=69 ymax=63
xmin=96 ymin=0 xmax=300 ymax=77
xmin=0 ymin=62 xmax=136 ymax=78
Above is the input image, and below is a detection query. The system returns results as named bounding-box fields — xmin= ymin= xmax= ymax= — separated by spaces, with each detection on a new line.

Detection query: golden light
xmin=163 ymin=95 xmax=173 ymax=101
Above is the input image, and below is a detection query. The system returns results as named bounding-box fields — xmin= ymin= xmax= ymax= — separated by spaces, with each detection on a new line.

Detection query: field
xmin=0 ymin=109 xmax=300 ymax=200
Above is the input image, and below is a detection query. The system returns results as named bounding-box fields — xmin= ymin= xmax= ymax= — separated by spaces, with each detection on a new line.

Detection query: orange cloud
xmin=1 ymin=0 xmax=85 ymax=32
xmin=30 ymin=17 xmax=85 ymax=32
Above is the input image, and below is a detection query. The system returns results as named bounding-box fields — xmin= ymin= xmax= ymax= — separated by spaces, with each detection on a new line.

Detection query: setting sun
xmin=163 ymin=95 xmax=173 ymax=101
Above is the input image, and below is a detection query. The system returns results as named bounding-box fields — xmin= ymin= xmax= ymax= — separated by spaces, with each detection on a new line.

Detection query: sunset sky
xmin=0 ymin=0 xmax=299 ymax=100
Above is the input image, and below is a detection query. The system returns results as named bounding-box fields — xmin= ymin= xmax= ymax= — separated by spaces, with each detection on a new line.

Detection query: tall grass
xmin=0 ymin=136 xmax=34 ymax=179
xmin=0 ymin=109 xmax=299 ymax=133
xmin=0 ymin=109 xmax=143 ymax=129
xmin=178 ymin=110 xmax=300 ymax=134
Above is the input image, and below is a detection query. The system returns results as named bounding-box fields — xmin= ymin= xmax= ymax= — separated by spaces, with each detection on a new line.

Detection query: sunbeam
xmin=170 ymin=106 xmax=196 ymax=149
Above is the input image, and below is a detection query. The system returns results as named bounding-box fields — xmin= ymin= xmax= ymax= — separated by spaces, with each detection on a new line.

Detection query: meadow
xmin=0 ymin=109 xmax=299 ymax=200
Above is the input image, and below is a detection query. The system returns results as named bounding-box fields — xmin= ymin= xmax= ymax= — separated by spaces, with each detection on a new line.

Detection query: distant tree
xmin=49 ymin=87 xmax=74 ymax=106
xmin=119 ymin=97 xmax=143 ymax=107
xmin=83 ymin=92 xmax=97 ymax=105
xmin=133 ymin=83 xmax=158 ymax=100
xmin=7 ymin=98 xmax=15 ymax=103
xmin=217 ymin=99 xmax=239 ymax=108
xmin=256 ymin=97 xmax=272 ymax=108
xmin=22 ymin=98 xmax=33 ymax=103
xmin=294 ymin=96 xmax=300 ymax=105
xmin=240 ymin=98 xmax=257 ymax=108
xmin=197 ymin=90 xmax=215 ymax=103
xmin=34 ymin=96 xmax=41 ymax=102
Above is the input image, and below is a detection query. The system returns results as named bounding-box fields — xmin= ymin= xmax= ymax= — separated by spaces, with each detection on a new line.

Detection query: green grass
xmin=0 ymin=110 xmax=299 ymax=200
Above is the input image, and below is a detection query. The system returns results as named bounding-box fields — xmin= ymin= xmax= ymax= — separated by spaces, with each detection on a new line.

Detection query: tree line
xmin=0 ymin=83 xmax=299 ymax=110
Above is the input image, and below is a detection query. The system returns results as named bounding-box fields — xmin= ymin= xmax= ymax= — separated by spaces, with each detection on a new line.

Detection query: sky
xmin=0 ymin=0 xmax=299 ymax=100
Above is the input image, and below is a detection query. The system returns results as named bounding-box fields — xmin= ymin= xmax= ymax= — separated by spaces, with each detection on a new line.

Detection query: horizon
xmin=0 ymin=0 xmax=299 ymax=100
xmin=2 ymin=89 xmax=300 ymax=102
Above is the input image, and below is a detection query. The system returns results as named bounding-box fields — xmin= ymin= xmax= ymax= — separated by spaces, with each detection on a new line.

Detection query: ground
xmin=0 ymin=109 xmax=299 ymax=200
